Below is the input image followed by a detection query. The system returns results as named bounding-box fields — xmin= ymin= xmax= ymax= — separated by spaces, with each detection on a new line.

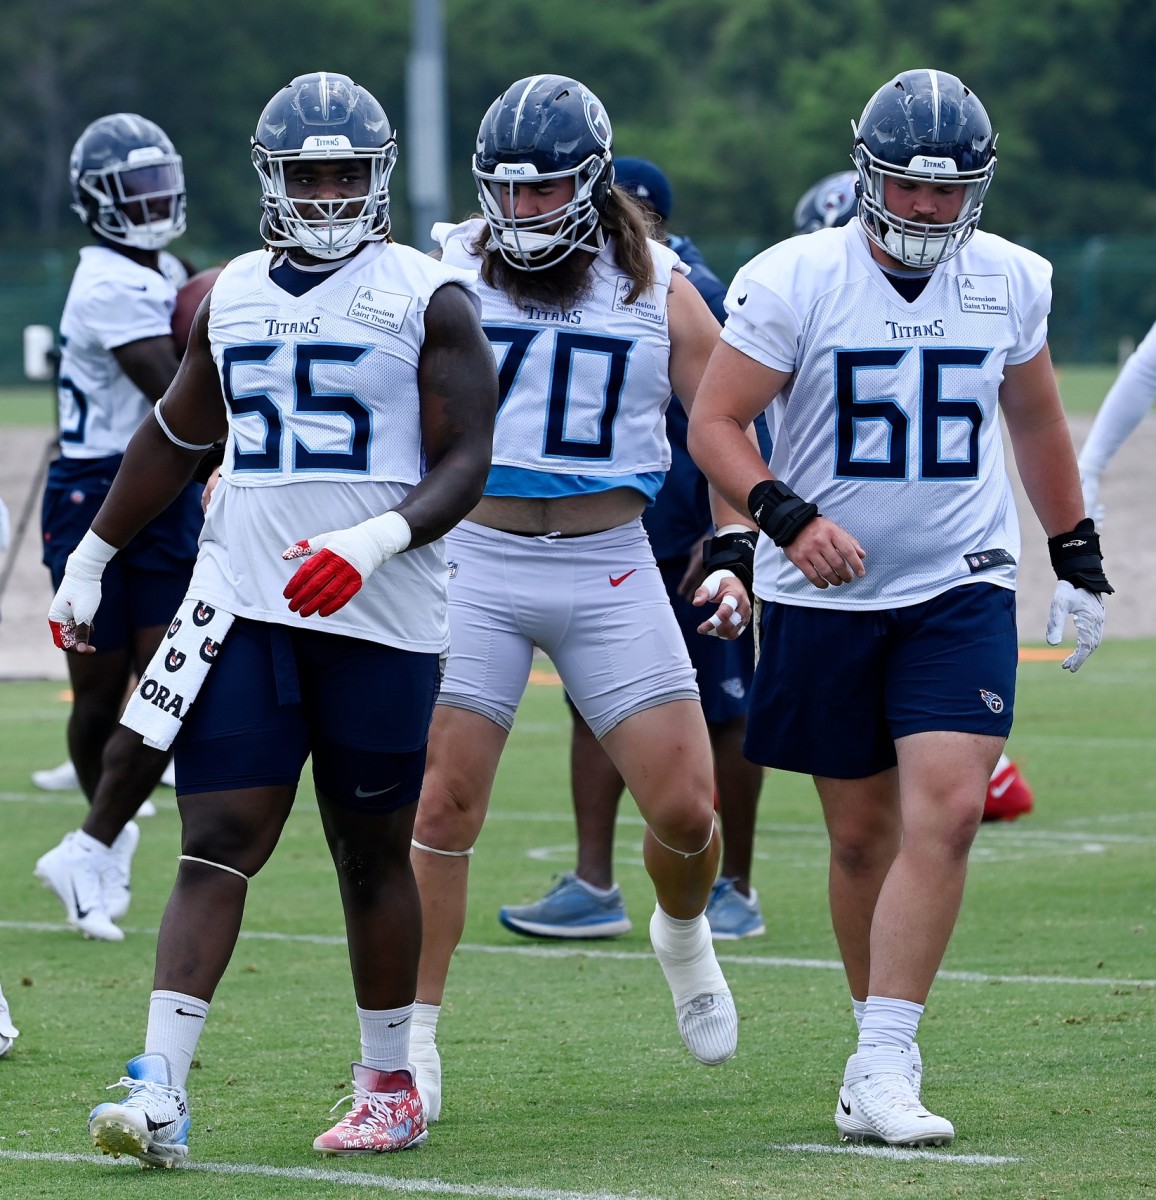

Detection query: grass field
xmin=0 ymin=364 xmax=1125 ymax=428
xmin=0 ymin=643 xmax=1153 ymax=1200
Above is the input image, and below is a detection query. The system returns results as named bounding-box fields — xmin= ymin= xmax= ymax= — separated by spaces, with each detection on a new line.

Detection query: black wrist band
xmin=747 ymin=479 xmax=820 ymax=548
xmin=1047 ymin=518 xmax=1114 ymax=595
xmin=703 ymin=530 xmax=757 ymax=594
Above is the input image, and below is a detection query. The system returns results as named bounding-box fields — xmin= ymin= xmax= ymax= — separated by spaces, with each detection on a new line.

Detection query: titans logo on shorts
xmin=745 ymin=583 xmax=1017 ymax=778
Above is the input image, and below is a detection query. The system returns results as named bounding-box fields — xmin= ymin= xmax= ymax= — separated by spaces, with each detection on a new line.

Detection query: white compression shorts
xmin=439 ymin=518 xmax=700 ymax=739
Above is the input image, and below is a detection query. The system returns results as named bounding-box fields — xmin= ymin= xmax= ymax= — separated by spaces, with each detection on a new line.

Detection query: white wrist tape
xmin=329 ymin=509 xmax=413 ymax=578
xmin=67 ymin=530 xmax=119 ymax=580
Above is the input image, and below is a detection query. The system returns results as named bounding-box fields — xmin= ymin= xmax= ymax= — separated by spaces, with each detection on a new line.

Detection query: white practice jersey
xmin=56 ymin=245 xmax=188 ymax=459
xmin=436 ymin=219 xmax=683 ymax=500
xmin=190 ymin=242 xmax=478 ymax=653
xmin=724 ymin=220 xmax=1052 ymax=609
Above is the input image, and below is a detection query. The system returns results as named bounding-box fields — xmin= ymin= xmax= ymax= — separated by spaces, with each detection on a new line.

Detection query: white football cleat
xmin=34 ymin=832 xmax=124 ymax=941
xmin=90 ymin=1053 xmax=190 ymax=1168
xmin=31 ymin=760 xmax=80 ymax=791
xmin=649 ymin=907 xmax=737 ymax=1065
xmin=0 ymin=984 xmax=19 ymax=1057
xmin=103 ymin=821 xmax=141 ymax=921
xmin=835 ymin=1049 xmax=953 ymax=1147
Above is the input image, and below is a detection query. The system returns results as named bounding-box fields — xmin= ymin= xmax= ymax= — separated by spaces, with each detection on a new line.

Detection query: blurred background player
xmin=34 ymin=114 xmax=202 ymax=941
xmin=792 ymin=169 xmax=1034 ymax=824
xmin=1077 ymin=317 xmax=1156 ymax=528
xmin=409 ymin=77 xmax=753 ymax=1123
xmin=497 ymin=157 xmax=766 ymax=942
xmin=50 ymin=71 xmax=497 ymax=1165
xmin=688 ymin=68 xmax=1111 ymax=1147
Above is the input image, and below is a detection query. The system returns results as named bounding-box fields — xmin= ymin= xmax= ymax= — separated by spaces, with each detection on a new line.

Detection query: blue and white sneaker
xmin=499 ymin=873 xmax=632 ymax=939
xmin=705 ymin=877 xmax=766 ymax=940
xmin=89 ymin=1053 xmax=190 ymax=1168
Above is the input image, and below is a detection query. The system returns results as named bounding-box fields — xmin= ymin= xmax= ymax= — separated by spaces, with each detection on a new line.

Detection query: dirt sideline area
xmin=1 ymin=417 xmax=1153 ymax=681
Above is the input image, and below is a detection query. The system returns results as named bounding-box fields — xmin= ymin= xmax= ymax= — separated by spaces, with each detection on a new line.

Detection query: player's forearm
xmin=393 ymin=438 xmax=492 ymax=547
xmin=1012 ymin=423 xmax=1086 ymax=538
xmin=688 ymin=412 xmax=770 ymax=517
xmin=1078 ymin=357 xmax=1156 ymax=477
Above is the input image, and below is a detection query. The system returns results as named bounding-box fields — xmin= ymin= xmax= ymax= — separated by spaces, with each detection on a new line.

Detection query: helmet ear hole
xmin=592 ymin=160 xmax=615 ymax=213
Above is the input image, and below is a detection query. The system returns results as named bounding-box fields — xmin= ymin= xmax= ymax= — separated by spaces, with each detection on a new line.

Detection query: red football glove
xmin=282 ymin=511 xmax=411 ymax=619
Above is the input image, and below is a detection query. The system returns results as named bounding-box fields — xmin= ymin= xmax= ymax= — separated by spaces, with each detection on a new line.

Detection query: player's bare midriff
xmin=468 ymin=488 xmax=647 ymax=536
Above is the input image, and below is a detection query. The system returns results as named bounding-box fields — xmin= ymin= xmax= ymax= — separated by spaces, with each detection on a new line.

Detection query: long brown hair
xmin=469 ymin=179 xmax=659 ymax=307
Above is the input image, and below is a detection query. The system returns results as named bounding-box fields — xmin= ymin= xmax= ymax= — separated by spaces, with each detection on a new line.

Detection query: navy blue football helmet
xmin=252 ymin=71 xmax=397 ymax=260
xmin=69 ymin=114 xmax=186 ymax=251
xmin=793 ymin=171 xmax=859 ymax=234
xmin=852 ymin=69 xmax=996 ymax=268
xmin=473 ymin=74 xmax=614 ymax=270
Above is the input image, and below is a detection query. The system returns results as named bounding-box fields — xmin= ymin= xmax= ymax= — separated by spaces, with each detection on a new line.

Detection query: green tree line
xmin=3 ymin=0 xmax=1155 ymax=262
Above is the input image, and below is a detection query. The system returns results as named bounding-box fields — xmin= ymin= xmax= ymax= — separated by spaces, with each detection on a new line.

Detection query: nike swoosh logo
xmin=839 ymin=1096 xmax=852 ymax=1115
xmin=990 ymin=776 xmax=1014 ymax=799
xmin=129 ymin=284 xmax=149 ymax=291
xmin=145 ymin=1116 xmax=175 ymax=1132
xmin=609 ymin=570 xmax=637 ymax=587
xmin=387 ymin=1016 xmax=411 ymax=1028
xmin=175 ymin=1008 xmax=205 ymax=1019
xmin=72 ymin=886 xmax=92 ymax=920
xmin=736 ymin=294 xmax=748 ymax=305
xmin=354 ymin=782 xmax=401 ymax=799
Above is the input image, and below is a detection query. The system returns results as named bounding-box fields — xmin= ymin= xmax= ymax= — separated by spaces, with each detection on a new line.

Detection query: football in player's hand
xmin=172 ymin=266 xmax=224 ymax=354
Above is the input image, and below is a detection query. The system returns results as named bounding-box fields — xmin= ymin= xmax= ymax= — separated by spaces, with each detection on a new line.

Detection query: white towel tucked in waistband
xmin=121 ymin=596 xmax=235 ymax=751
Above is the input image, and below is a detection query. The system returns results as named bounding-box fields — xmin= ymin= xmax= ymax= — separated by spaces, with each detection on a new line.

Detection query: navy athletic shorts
xmin=744 ymin=583 xmax=1017 ymax=779
xmin=175 ymin=617 xmax=441 ymax=809
xmin=42 ymin=455 xmax=202 ymax=652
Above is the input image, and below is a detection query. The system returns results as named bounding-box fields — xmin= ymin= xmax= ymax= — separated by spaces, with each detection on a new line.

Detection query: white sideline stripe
xmin=770 ymin=1143 xmax=1019 ymax=1165
xmin=1 ymin=920 xmax=1152 ymax=988
xmin=0 ymin=1150 xmax=663 ymax=1200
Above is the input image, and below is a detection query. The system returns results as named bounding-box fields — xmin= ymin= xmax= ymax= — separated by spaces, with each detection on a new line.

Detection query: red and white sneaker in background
xmin=313 ymin=1064 xmax=428 ymax=1155
xmin=983 ymin=756 xmax=1034 ymax=822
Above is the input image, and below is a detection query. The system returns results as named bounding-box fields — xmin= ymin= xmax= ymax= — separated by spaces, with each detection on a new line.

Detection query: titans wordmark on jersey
xmin=437 ymin=219 xmax=683 ymax=501
xmin=189 ymin=242 xmax=479 ymax=653
xmin=724 ymin=220 xmax=1053 ymax=610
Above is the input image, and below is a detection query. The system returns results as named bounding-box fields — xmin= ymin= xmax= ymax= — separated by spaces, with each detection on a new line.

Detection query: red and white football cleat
xmin=983 ymin=758 xmax=1034 ymax=822
xmin=313 ymin=1065 xmax=427 ymax=1155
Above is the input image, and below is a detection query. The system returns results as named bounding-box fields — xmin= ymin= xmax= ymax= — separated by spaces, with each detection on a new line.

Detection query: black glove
xmin=1047 ymin=518 xmax=1114 ymax=595
xmin=702 ymin=529 xmax=757 ymax=595
xmin=747 ymin=480 xmax=819 ymax=548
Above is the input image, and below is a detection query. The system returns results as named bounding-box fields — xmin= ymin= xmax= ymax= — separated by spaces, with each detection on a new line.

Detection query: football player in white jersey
xmin=47 ymin=72 xmax=497 ymax=1165
xmin=688 ymin=70 xmax=1113 ymax=1147
xmin=794 ymin=170 xmax=1035 ymax=822
xmin=35 ymin=114 xmax=199 ymax=942
xmin=407 ymin=75 xmax=754 ymax=1123
xmin=1078 ymin=319 xmax=1156 ymax=527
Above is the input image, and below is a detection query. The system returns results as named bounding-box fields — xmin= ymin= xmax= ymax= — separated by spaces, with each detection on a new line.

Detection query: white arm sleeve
xmin=1077 ymin=321 xmax=1156 ymax=478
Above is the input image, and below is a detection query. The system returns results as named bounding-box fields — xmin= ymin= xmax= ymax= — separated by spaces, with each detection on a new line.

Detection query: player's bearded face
xmin=486 ymin=246 xmax=594 ymax=312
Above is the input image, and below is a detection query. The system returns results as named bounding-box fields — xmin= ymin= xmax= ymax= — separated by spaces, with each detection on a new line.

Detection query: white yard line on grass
xmin=0 ymin=1150 xmax=667 ymax=1200
xmin=770 ymin=1143 xmax=1019 ymax=1165
xmin=1 ymin=920 xmax=1152 ymax=988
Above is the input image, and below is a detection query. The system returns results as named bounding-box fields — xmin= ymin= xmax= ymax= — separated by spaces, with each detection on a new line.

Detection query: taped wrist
xmin=747 ymin=480 xmax=820 ymax=547
xmin=1048 ymin=518 xmax=1114 ymax=595
xmin=66 ymin=529 xmax=118 ymax=580
xmin=703 ymin=529 xmax=756 ymax=594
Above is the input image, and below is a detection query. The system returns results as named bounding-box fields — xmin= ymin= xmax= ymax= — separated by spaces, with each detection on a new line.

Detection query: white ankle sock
xmin=357 ymin=1003 xmax=414 ymax=1073
xmin=145 ymin=990 xmax=209 ymax=1089
xmin=649 ymin=905 xmax=726 ymax=1004
xmin=858 ymin=994 xmax=923 ymax=1055
xmin=412 ymin=1001 xmax=440 ymax=1037
xmin=852 ymin=996 xmax=867 ymax=1031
